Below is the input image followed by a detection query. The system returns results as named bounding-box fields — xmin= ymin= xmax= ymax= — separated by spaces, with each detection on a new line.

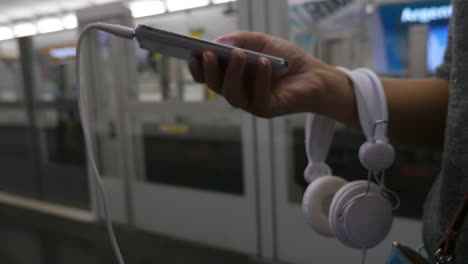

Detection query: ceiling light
xmin=49 ymin=46 xmax=77 ymax=59
xmin=92 ymin=0 xmax=121 ymax=4
xmin=166 ymin=0 xmax=210 ymax=12
xmin=37 ymin=17 xmax=64 ymax=34
xmin=130 ymin=1 xmax=166 ymax=18
xmin=13 ymin=23 xmax=37 ymax=37
xmin=0 ymin=27 xmax=14 ymax=41
xmin=62 ymin=14 xmax=78 ymax=29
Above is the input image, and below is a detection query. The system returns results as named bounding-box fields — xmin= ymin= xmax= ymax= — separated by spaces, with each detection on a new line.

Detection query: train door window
xmin=34 ymin=30 xmax=90 ymax=208
xmin=131 ymin=112 xmax=244 ymax=195
xmin=126 ymin=2 xmax=258 ymax=254
xmin=0 ymin=40 xmax=38 ymax=197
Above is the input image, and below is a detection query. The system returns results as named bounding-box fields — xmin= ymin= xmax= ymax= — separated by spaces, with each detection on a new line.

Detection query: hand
xmin=188 ymin=31 xmax=354 ymax=119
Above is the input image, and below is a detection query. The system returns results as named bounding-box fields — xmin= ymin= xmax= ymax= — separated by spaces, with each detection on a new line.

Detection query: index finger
xmin=215 ymin=31 xmax=271 ymax=52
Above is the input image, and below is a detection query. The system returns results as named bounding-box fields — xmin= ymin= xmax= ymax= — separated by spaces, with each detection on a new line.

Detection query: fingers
xmin=189 ymin=46 xmax=273 ymax=111
xmin=188 ymin=56 xmax=204 ymax=83
xmin=191 ymin=50 xmax=272 ymax=111
xmin=216 ymin=31 xmax=298 ymax=63
xmin=222 ymin=49 xmax=247 ymax=108
xmin=253 ymin=57 xmax=272 ymax=104
xmin=202 ymin=51 xmax=223 ymax=93
xmin=215 ymin=31 xmax=271 ymax=52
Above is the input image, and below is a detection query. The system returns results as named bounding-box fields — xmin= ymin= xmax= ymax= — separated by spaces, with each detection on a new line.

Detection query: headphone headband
xmin=305 ymin=68 xmax=390 ymax=181
xmin=338 ymin=67 xmax=389 ymax=140
xmin=304 ymin=114 xmax=335 ymax=182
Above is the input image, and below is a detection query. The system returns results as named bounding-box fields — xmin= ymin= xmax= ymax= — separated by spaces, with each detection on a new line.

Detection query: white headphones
xmin=302 ymin=68 xmax=395 ymax=250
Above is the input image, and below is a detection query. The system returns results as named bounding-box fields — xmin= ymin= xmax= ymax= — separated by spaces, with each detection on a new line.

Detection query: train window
xmin=31 ymin=31 xmax=90 ymax=208
xmin=131 ymin=113 xmax=245 ymax=195
xmin=0 ymin=40 xmax=38 ymax=197
xmin=0 ymin=41 xmax=22 ymax=102
xmin=143 ymin=123 xmax=243 ymax=195
xmin=37 ymin=109 xmax=89 ymax=208
xmin=0 ymin=111 xmax=38 ymax=197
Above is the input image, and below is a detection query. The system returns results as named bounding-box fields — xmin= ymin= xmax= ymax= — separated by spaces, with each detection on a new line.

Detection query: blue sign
xmin=427 ymin=25 xmax=449 ymax=73
xmin=378 ymin=0 xmax=451 ymax=74
xmin=400 ymin=4 xmax=452 ymax=24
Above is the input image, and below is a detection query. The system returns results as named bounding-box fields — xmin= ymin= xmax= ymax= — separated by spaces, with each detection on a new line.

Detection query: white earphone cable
xmin=76 ymin=22 xmax=135 ymax=264
xmin=377 ymin=172 xmax=401 ymax=210
xmin=371 ymin=170 xmax=400 ymax=210
xmin=361 ymin=249 xmax=367 ymax=264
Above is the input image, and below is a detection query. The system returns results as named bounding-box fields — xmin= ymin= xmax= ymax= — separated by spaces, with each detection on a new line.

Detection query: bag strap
xmin=435 ymin=191 xmax=468 ymax=263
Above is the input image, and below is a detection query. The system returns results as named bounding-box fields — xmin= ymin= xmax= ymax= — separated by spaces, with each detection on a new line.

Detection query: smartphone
xmin=134 ymin=24 xmax=290 ymax=77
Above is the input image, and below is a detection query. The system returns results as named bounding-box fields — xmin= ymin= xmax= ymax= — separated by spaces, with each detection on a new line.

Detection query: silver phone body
xmin=134 ymin=24 xmax=290 ymax=77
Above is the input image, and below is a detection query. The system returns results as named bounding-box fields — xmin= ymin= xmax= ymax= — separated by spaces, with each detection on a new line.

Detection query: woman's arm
xmin=382 ymin=77 xmax=449 ymax=150
xmin=320 ymin=67 xmax=449 ymax=150
xmin=189 ymin=31 xmax=450 ymax=151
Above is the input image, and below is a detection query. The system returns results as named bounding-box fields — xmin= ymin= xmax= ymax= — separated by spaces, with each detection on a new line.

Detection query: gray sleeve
xmin=435 ymin=23 xmax=452 ymax=80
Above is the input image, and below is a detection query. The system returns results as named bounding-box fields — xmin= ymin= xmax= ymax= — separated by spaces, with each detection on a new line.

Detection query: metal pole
xmin=18 ymin=36 xmax=43 ymax=198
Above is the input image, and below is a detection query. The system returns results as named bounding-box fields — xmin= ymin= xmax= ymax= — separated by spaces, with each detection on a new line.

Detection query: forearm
xmin=381 ymin=77 xmax=449 ymax=150
xmin=317 ymin=66 xmax=449 ymax=151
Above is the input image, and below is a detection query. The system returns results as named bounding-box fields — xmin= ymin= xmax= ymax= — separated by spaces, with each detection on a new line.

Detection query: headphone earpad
xmin=329 ymin=181 xmax=393 ymax=249
xmin=302 ymin=176 xmax=348 ymax=237
xmin=359 ymin=141 xmax=395 ymax=171
xmin=304 ymin=162 xmax=332 ymax=183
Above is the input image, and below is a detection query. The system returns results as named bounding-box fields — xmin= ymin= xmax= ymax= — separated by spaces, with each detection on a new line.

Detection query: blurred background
xmin=0 ymin=0 xmax=449 ymax=263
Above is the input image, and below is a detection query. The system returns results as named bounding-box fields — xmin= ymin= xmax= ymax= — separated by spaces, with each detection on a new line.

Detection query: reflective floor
xmin=0 ymin=203 xmax=265 ymax=264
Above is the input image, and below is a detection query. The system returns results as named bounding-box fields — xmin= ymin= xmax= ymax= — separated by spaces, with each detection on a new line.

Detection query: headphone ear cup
xmin=302 ymin=176 xmax=348 ymax=237
xmin=329 ymin=181 xmax=393 ymax=249
xmin=359 ymin=140 xmax=395 ymax=171
xmin=328 ymin=181 xmax=363 ymax=247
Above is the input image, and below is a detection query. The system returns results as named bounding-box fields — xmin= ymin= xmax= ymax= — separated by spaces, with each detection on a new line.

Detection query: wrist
xmin=314 ymin=65 xmax=359 ymax=128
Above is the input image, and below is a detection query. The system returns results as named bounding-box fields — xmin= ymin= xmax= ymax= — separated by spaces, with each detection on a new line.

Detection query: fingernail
xmin=260 ymin=57 xmax=268 ymax=67
xmin=215 ymin=37 xmax=234 ymax=46
xmin=232 ymin=49 xmax=244 ymax=63
xmin=203 ymin=51 xmax=210 ymax=64
xmin=214 ymin=36 xmax=226 ymax=42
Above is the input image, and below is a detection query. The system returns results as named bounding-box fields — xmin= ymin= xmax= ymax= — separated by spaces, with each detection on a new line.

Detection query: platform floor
xmin=0 ymin=203 xmax=269 ymax=264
